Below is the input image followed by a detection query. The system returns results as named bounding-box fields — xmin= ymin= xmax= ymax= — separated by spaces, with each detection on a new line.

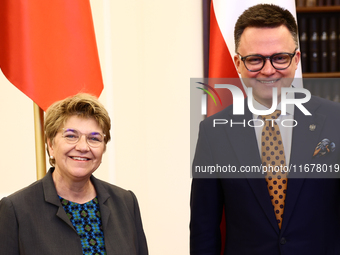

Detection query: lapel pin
xmin=313 ymin=138 xmax=336 ymax=158
xmin=309 ymin=124 xmax=316 ymax=131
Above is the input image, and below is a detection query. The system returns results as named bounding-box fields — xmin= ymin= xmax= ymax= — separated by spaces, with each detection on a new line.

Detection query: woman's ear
xmin=47 ymin=138 xmax=54 ymax=157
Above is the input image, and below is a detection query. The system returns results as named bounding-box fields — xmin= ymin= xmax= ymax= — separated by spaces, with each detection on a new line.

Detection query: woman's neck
xmin=52 ymin=169 xmax=96 ymax=204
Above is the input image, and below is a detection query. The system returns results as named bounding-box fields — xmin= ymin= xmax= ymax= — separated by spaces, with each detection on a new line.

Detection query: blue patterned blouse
xmin=59 ymin=196 xmax=107 ymax=255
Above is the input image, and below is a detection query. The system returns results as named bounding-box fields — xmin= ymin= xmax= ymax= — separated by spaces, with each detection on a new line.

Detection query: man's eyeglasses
xmin=61 ymin=128 xmax=106 ymax=148
xmin=237 ymin=50 xmax=297 ymax=72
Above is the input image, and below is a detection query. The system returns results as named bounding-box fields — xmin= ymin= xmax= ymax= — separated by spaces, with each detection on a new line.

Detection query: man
xmin=190 ymin=4 xmax=340 ymax=255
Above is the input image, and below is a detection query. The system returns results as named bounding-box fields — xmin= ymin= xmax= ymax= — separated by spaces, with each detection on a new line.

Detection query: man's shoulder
xmin=200 ymin=95 xmax=340 ymax=119
xmin=305 ymin=95 xmax=340 ymax=114
xmin=201 ymin=103 xmax=236 ymax=124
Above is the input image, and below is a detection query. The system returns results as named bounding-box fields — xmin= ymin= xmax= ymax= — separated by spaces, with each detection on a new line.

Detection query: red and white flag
xmin=208 ymin=0 xmax=301 ymax=116
xmin=0 ymin=0 xmax=103 ymax=111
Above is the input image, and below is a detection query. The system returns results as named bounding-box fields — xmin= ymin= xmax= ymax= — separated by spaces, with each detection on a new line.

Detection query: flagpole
xmin=33 ymin=102 xmax=46 ymax=180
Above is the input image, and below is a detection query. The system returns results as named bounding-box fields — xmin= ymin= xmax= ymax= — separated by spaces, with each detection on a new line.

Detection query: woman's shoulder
xmin=3 ymin=178 xmax=44 ymax=203
xmin=91 ymin=176 xmax=139 ymax=208
xmin=2 ymin=169 xmax=56 ymax=207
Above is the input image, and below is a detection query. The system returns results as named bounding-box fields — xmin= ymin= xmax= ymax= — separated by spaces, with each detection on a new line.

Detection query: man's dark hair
xmin=234 ymin=4 xmax=298 ymax=52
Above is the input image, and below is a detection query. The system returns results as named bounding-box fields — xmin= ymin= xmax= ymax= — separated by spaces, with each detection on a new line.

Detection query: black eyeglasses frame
xmin=237 ymin=50 xmax=297 ymax=72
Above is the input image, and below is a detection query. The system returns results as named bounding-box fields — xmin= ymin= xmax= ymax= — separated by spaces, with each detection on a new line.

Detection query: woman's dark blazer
xmin=0 ymin=168 xmax=148 ymax=255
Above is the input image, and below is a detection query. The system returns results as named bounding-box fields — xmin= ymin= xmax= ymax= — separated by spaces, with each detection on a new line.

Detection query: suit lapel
xmin=43 ymin=168 xmax=115 ymax=236
xmin=224 ymin=103 xmax=280 ymax=233
xmin=223 ymin=101 xmax=262 ymax=172
xmin=281 ymin=97 xmax=326 ymax=233
xmin=42 ymin=168 xmax=77 ymax=232
xmin=91 ymin=176 xmax=111 ymax=230
xmin=91 ymin=176 xmax=117 ymax=254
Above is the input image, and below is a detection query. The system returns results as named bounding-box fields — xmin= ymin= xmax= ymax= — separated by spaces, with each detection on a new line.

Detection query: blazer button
xmin=280 ymin=237 xmax=287 ymax=245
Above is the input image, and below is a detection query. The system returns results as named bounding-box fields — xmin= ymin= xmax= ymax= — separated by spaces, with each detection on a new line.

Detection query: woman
xmin=0 ymin=93 xmax=148 ymax=255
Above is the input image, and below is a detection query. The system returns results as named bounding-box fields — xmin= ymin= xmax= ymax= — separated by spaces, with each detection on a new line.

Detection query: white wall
xmin=0 ymin=1 xmax=203 ymax=254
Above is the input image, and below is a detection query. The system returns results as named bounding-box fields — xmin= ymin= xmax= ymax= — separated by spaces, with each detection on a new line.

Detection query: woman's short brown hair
xmin=44 ymin=93 xmax=111 ymax=166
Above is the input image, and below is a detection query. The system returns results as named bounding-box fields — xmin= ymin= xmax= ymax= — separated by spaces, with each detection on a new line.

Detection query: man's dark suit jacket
xmin=0 ymin=168 xmax=148 ymax=255
xmin=190 ymin=95 xmax=340 ymax=255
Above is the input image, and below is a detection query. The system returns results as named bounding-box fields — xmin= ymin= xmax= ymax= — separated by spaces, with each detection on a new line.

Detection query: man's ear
xmin=294 ymin=50 xmax=301 ymax=69
xmin=234 ymin=54 xmax=241 ymax=73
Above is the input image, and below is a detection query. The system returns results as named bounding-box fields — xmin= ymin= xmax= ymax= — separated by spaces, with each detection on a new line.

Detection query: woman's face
xmin=47 ymin=116 xmax=105 ymax=182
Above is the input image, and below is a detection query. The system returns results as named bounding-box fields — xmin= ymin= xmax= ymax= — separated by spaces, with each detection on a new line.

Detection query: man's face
xmin=234 ymin=25 xmax=300 ymax=108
